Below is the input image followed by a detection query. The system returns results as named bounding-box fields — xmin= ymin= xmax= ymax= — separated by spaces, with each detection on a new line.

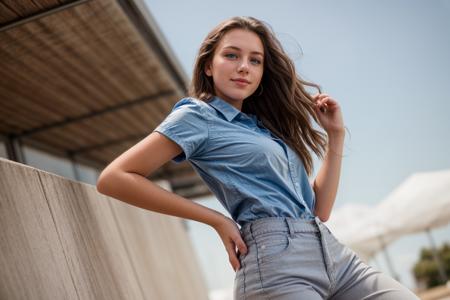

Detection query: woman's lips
xmin=231 ymin=79 xmax=250 ymax=87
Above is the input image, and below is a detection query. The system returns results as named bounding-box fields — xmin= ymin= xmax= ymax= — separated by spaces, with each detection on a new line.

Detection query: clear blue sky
xmin=144 ymin=0 xmax=450 ymax=292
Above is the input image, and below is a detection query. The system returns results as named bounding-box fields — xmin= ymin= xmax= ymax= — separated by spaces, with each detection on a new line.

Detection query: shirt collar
xmin=207 ymin=96 xmax=242 ymax=122
xmin=207 ymin=96 xmax=261 ymax=125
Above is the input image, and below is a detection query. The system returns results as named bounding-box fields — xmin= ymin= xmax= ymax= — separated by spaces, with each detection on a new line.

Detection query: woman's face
xmin=205 ymin=28 xmax=264 ymax=108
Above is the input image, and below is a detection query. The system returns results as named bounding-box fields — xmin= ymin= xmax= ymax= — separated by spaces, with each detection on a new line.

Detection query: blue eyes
xmin=224 ymin=53 xmax=262 ymax=65
xmin=225 ymin=53 xmax=237 ymax=59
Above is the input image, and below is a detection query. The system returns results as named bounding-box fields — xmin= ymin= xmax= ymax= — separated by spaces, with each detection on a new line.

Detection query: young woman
xmin=97 ymin=16 xmax=419 ymax=299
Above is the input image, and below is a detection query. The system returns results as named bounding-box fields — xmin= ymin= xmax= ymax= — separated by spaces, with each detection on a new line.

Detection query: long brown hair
xmin=189 ymin=16 xmax=327 ymax=176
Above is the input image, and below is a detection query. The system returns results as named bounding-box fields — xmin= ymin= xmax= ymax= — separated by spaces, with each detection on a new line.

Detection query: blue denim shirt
xmin=153 ymin=96 xmax=316 ymax=226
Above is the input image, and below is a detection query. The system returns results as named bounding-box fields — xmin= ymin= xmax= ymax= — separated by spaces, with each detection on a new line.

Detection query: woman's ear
xmin=204 ymin=62 xmax=212 ymax=77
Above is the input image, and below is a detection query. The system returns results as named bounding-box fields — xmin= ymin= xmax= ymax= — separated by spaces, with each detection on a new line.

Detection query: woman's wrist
xmin=327 ymin=130 xmax=345 ymax=144
xmin=208 ymin=210 xmax=227 ymax=229
xmin=326 ymin=127 xmax=345 ymax=139
xmin=326 ymin=130 xmax=345 ymax=157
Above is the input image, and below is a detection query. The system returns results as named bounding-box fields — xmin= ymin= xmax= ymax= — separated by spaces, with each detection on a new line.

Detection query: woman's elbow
xmin=317 ymin=214 xmax=330 ymax=223
xmin=96 ymin=169 xmax=118 ymax=195
xmin=314 ymin=207 xmax=331 ymax=222
xmin=96 ymin=174 xmax=108 ymax=195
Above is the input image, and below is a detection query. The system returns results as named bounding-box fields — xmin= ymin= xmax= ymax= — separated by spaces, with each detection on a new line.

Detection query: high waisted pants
xmin=234 ymin=216 xmax=420 ymax=300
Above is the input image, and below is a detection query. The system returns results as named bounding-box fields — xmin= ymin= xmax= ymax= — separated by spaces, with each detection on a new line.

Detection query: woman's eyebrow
xmin=222 ymin=45 xmax=264 ymax=57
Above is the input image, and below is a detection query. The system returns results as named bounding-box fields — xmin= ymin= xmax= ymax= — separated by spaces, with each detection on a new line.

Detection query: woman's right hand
xmin=212 ymin=215 xmax=248 ymax=272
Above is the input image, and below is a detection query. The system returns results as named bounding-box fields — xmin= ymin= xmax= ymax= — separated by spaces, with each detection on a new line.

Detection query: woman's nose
xmin=237 ymin=60 xmax=249 ymax=73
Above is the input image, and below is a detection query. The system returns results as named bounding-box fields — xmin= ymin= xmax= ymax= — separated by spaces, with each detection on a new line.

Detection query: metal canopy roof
xmin=0 ymin=0 xmax=211 ymax=199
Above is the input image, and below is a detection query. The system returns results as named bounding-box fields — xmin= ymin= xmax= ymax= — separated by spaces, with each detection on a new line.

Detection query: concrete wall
xmin=0 ymin=158 xmax=209 ymax=300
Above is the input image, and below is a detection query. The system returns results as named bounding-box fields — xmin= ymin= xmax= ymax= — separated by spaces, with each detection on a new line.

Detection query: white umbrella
xmin=376 ymin=169 xmax=450 ymax=235
xmin=328 ymin=169 xmax=450 ymax=256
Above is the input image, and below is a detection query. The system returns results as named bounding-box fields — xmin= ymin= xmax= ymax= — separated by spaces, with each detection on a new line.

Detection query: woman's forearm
xmin=312 ymin=131 xmax=345 ymax=222
xmin=96 ymin=171 xmax=225 ymax=228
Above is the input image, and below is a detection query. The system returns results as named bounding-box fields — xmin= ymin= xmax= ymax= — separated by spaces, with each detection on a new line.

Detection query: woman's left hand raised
xmin=313 ymin=93 xmax=345 ymax=136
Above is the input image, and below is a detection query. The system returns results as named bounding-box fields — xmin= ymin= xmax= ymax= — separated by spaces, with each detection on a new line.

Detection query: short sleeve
xmin=153 ymin=97 xmax=209 ymax=163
